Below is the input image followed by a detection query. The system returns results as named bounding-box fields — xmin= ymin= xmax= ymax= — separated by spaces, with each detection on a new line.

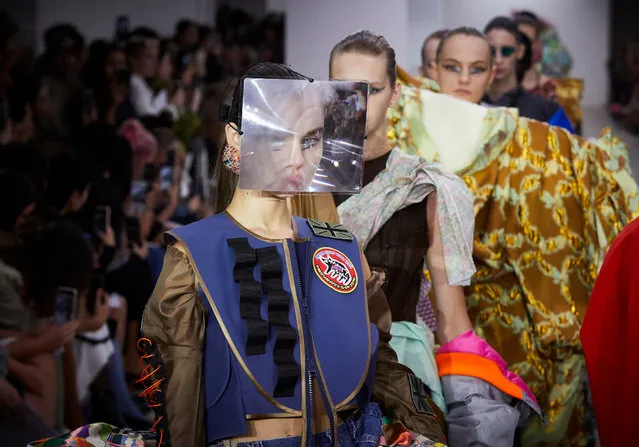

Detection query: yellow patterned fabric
xmin=553 ymin=78 xmax=584 ymax=130
xmin=388 ymin=73 xmax=639 ymax=446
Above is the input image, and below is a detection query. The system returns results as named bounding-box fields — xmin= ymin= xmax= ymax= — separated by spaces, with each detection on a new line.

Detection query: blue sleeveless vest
xmin=167 ymin=213 xmax=378 ymax=444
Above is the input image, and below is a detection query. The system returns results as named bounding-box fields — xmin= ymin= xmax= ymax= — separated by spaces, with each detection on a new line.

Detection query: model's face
xmin=486 ymin=29 xmax=519 ymax=82
xmin=230 ymin=87 xmax=326 ymax=192
xmin=266 ymin=92 xmax=324 ymax=191
xmin=433 ymin=34 xmax=495 ymax=104
xmin=422 ymin=38 xmax=441 ymax=79
xmin=330 ymin=52 xmax=399 ymax=152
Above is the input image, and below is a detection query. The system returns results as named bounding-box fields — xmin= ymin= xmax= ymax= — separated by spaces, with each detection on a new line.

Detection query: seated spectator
xmin=127 ymin=36 xmax=173 ymax=118
xmin=45 ymin=155 xmax=91 ymax=218
xmin=0 ymin=143 xmax=49 ymax=206
xmin=0 ymin=169 xmax=37 ymax=235
xmin=33 ymin=24 xmax=85 ymax=141
xmin=174 ymin=19 xmax=199 ymax=52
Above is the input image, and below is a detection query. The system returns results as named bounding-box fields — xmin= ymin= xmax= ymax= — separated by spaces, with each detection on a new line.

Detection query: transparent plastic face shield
xmin=238 ymin=78 xmax=368 ymax=194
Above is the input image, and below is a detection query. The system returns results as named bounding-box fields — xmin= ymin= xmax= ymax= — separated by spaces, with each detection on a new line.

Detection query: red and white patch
xmin=312 ymin=247 xmax=358 ymax=294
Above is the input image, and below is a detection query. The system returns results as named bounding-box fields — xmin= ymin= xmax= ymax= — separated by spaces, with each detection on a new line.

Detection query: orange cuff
xmin=436 ymin=352 xmax=524 ymax=401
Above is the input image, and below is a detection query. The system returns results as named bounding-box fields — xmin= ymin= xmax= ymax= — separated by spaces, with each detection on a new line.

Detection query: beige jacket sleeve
xmin=141 ymin=243 xmax=207 ymax=447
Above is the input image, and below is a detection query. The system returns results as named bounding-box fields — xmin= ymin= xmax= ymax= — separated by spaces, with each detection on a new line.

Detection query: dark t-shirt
xmin=484 ymin=85 xmax=560 ymax=123
xmin=335 ymin=151 xmax=428 ymax=322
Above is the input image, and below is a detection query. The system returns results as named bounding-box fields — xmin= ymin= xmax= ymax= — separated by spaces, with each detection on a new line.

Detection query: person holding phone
xmin=139 ymin=148 xmax=181 ymax=243
xmin=128 ymin=36 xmax=182 ymax=119
xmin=2 ymin=221 xmax=96 ymax=426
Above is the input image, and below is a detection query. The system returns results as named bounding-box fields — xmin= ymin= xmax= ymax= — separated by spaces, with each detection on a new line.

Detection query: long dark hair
xmin=214 ymin=63 xmax=307 ymax=213
xmin=517 ymin=33 xmax=534 ymax=82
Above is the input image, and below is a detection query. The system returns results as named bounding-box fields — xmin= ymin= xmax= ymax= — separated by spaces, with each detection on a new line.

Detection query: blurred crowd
xmin=0 ymin=4 xmax=284 ymax=443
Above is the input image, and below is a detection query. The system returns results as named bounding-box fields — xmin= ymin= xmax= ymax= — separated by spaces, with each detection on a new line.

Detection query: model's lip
xmin=455 ymin=89 xmax=472 ymax=96
xmin=286 ymin=173 xmax=305 ymax=189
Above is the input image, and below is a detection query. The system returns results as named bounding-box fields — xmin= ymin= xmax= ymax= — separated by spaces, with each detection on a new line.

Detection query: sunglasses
xmin=490 ymin=46 xmax=517 ymax=58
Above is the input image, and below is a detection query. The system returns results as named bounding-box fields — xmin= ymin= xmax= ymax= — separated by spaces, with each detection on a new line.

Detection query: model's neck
xmin=363 ymin=127 xmax=392 ymax=161
xmin=487 ymin=74 xmax=518 ymax=102
xmin=226 ymin=189 xmax=295 ymax=239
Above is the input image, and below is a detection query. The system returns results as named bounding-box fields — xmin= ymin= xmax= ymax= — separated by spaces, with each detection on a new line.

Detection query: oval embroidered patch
xmin=312 ymin=247 xmax=358 ymax=293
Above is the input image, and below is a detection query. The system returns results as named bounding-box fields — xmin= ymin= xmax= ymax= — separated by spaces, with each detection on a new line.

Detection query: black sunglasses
xmin=490 ymin=46 xmax=517 ymax=58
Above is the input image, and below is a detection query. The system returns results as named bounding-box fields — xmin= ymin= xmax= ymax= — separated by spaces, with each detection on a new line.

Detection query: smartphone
xmin=87 ymin=273 xmax=105 ymax=314
xmin=53 ymin=287 xmax=78 ymax=326
xmin=159 ymin=166 xmax=173 ymax=191
xmin=115 ymin=15 xmax=130 ymax=38
xmin=93 ymin=205 xmax=111 ymax=234
xmin=82 ymin=89 xmax=95 ymax=115
xmin=109 ymin=293 xmax=122 ymax=309
xmin=130 ymin=180 xmax=147 ymax=204
xmin=126 ymin=217 xmax=142 ymax=248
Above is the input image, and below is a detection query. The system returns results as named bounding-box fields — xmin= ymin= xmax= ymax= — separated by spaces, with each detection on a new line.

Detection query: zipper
xmin=288 ymin=239 xmax=338 ymax=446
xmin=286 ymin=239 xmax=316 ymax=446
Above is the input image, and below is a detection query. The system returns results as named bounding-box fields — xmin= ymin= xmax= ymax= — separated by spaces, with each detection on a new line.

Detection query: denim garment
xmin=211 ymin=402 xmax=382 ymax=447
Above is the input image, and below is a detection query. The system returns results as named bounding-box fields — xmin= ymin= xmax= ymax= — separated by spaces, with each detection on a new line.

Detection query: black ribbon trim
xmin=228 ymin=238 xmax=269 ymax=356
xmin=257 ymin=246 xmax=300 ymax=398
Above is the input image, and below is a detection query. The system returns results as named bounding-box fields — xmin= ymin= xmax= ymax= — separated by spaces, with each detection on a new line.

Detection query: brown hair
xmin=513 ymin=11 xmax=541 ymax=37
xmin=214 ymin=63 xmax=307 ymax=213
xmin=329 ymin=30 xmax=397 ymax=85
xmin=421 ymin=29 xmax=449 ymax=68
xmin=436 ymin=26 xmax=492 ymax=64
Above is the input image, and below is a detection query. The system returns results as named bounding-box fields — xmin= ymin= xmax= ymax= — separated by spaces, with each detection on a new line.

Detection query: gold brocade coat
xmin=388 ymin=69 xmax=639 ymax=446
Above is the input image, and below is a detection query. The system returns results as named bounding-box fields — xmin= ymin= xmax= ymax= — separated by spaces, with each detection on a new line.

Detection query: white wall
xmin=407 ymin=0 xmax=444 ymax=74
xmin=437 ymin=0 xmax=610 ymax=107
xmin=34 ymin=0 xmax=609 ymax=106
xmin=34 ymin=0 xmax=214 ymax=54
xmin=286 ymin=0 xmax=409 ymax=80
xmin=285 ymin=0 xmax=609 ymax=107
xmin=266 ymin=0 xmax=288 ymax=13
